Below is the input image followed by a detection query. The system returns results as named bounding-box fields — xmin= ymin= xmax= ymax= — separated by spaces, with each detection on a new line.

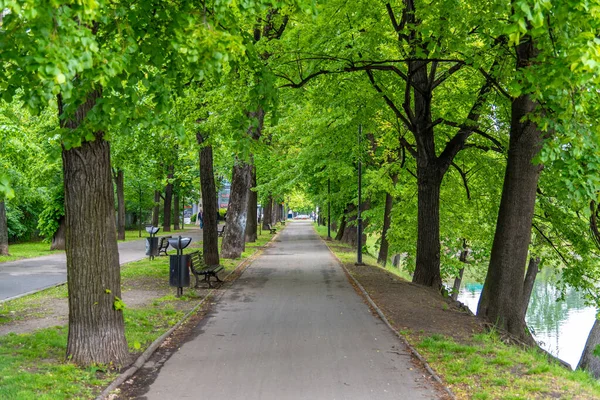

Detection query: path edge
xmin=95 ymin=228 xmax=282 ymax=400
xmin=317 ymin=228 xmax=456 ymax=400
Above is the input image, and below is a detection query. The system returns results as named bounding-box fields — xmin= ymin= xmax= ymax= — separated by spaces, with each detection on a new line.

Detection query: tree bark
xmin=451 ymin=240 xmax=469 ymax=301
xmin=152 ymin=190 xmax=160 ymax=227
xmin=50 ymin=216 xmax=66 ymax=251
xmin=341 ymin=203 xmax=368 ymax=248
xmin=197 ymin=133 xmax=219 ymax=267
xmin=477 ymin=36 xmax=542 ymax=344
xmin=245 ymin=165 xmax=258 ymax=242
xmin=163 ymin=165 xmax=174 ymax=232
xmin=114 ymin=169 xmax=125 ymax=241
xmin=263 ymin=195 xmax=273 ymax=230
xmin=0 ymin=200 xmax=9 ymax=255
xmin=58 ymin=90 xmax=129 ymax=366
xmin=522 ymin=256 xmax=540 ymax=317
xmin=221 ymin=161 xmax=252 ymax=258
xmin=578 ymin=319 xmax=600 ymax=378
xmin=378 ymin=173 xmax=398 ymax=266
xmin=173 ymin=193 xmax=180 ymax=231
xmin=335 ymin=213 xmax=346 ymax=241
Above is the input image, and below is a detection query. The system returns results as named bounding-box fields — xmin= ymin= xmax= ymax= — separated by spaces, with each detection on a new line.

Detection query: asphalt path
xmin=139 ymin=221 xmax=441 ymax=399
xmin=0 ymin=228 xmax=203 ymax=302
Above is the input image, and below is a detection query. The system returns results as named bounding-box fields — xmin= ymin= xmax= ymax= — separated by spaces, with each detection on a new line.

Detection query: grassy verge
xmin=314 ymin=224 xmax=600 ymax=400
xmin=0 ymin=226 xmax=277 ymax=399
xmin=0 ymin=241 xmax=61 ymax=263
xmin=0 ymin=227 xmax=192 ymax=264
xmin=313 ymin=224 xmax=412 ymax=281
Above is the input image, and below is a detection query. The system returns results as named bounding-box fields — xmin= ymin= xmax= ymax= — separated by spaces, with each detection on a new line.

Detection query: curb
xmin=318 ymin=231 xmax=456 ymax=400
xmin=95 ymin=230 xmax=280 ymax=400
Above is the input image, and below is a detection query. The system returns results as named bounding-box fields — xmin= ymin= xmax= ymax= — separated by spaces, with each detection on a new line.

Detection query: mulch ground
xmin=343 ymin=262 xmax=485 ymax=343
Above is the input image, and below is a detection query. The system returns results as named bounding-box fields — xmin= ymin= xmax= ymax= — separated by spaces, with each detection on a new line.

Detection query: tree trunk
xmin=221 ymin=161 xmax=251 ymax=259
xmin=451 ymin=240 xmax=469 ymax=301
xmin=271 ymin=197 xmax=278 ymax=226
xmin=0 ymin=200 xmax=9 ymax=255
xmin=263 ymin=195 xmax=273 ymax=230
xmin=152 ymin=190 xmax=160 ymax=227
xmin=114 ymin=169 xmax=125 ymax=241
xmin=522 ymin=256 xmax=540 ymax=317
xmin=197 ymin=133 xmax=219 ymax=267
xmin=341 ymin=203 xmax=368 ymax=248
xmin=378 ymin=173 xmax=398 ymax=266
xmin=173 ymin=193 xmax=180 ymax=231
xmin=163 ymin=165 xmax=174 ymax=232
xmin=50 ymin=216 xmax=66 ymax=251
xmin=335 ymin=214 xmax=346 ymax=241
xmin=245 ymin=165 xmax=257 ymax=242
xmin=196 ymin=133 xmax=219 ymax=266
xmin=58 ymin=90 xmax=129 ymax=366
xmin=578 ymin=318 xmax=600 ymax=378
xmin=477 ymin=36 xmax=542 ymax=344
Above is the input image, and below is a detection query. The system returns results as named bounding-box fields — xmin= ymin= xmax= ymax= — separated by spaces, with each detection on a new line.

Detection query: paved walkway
xmin=138 ymin=221 xmax=440 ymax=399
xmin=0 ymin=228 xmax=203 ymax=301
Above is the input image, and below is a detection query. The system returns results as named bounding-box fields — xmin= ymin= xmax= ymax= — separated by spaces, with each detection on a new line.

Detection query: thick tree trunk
xmin=50 ymin=216 xmax=66 ymax=251
xmin=173 ymin=193 xmax=180 ymax=231
xmin=335 ymin=214 xmax=346 ymax=241
xmin=0 ymin=200 xmax=9 ymax=255
xmin=578 ymin=319 xmax=600 ymax=378
xmin=163 ymin=165 xmax=174 ymax=232
xmin=152 ymin=190 xmax=160 ymax=227
xmin=245 ymin=165 xmax=257 ymax=242
xmin=522 ymin=256 xmax=540 ymax=317
xmin=263 ymin=196 xmax=273 ymax=230
xmin=477 ymin=37 xmax=542 ymax=344
xmin=114 ymin=169 xmax=125 ymax=241
xmin=378 ymin=174 xmax=398 ymax=266
xmin=341 ymin=203 xmax=368 ymax=248
xmin=197 ymin=133 xmax=219 ymax=267
xmin=59 ymin=90 xmax=129 ymax=366
xmin=221 ymin=162 xmax=252 ymax=259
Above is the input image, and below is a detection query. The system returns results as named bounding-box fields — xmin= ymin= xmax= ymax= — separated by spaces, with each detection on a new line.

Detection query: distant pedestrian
xmin=198 ymin=209 xmax=204 ymax=229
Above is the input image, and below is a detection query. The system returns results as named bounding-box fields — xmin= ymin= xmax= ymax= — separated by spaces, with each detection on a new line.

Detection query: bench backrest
xmin=189 ymin=251 xmax=207 ymax=273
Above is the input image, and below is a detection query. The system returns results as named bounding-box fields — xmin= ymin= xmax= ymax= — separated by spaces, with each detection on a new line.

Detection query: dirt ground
xmin=342 ymin=258 xmax=484 ymax=343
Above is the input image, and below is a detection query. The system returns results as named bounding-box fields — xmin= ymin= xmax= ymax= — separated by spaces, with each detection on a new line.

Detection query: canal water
xmin=457 ymin=269 xmax=597 ymax=369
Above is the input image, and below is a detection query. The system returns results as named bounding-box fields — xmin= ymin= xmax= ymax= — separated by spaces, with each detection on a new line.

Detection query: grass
xmin=0 ymin=224 xmax=278 ymax=399
xmin=415 ymin=332 xmax=600 ymax=399
xmin=0 ymin=241 xmax=62 ymax=263
xmin=313 ymin=223 xmax=412 ymax=281
xmin=0 ymin=226 xmax=191 ymax=264
xmin=316 ymin=223 xmax=600 ymax=399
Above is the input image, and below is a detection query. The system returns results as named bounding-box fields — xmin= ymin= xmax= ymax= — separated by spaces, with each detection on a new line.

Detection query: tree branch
xmin=451 ymin=162 xmax=471 ymax=200
xmin=533 ymin=222 xmax=570 ymax=266
xmin=432 ymin=62 xmax=464 ymax=89
xmin=366 ymin=70 xmax=413 ymax=131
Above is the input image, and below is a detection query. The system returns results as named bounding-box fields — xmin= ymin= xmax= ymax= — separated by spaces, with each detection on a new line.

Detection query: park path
xmin=136 ymin=221 xmax=441 ymax=400
xmin=0 ymin=228 xmax=203 ymax=302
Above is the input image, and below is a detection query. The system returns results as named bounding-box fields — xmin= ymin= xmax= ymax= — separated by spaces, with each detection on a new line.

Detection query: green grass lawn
xmin=0 ymin=226 xmax=194 ymax=264
xmin=0 ymin=242 xmax=61 ymax=263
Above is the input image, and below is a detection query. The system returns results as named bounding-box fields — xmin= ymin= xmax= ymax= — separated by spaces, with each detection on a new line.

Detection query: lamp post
xmin=356 ymin=124 xmax=364 ymax=266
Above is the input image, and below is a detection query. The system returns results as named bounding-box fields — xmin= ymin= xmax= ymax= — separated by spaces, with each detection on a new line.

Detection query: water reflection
xmin=457 ymin=270 xmax=597 ymax=369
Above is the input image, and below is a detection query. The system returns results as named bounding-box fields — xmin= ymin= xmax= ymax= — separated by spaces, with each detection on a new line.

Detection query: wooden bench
xmin=158 ymin=236 xmax=171 ymax=256
xmin=217 ymin=225 xmax=226 ymax=237
xmin=266 ymin=224 xmax=276 ymax=234
xmin=281 ymin=221 xmax=286 ymax=226
xmin=189 ymin=251 xmax=224 ymax=288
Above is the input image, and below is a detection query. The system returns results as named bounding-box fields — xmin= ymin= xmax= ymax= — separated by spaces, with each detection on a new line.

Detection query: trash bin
xmin=169 ymin=254 xmax=191 ymax=288
xmin=145 ymin=226 xmax=161 ymax=260
xmin=168 ymin=236 xmax=193 ymax=296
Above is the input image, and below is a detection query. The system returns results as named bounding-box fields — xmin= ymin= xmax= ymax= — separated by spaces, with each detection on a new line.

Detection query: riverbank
xmin=314 ymin=224 xmax=600 ymax=399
